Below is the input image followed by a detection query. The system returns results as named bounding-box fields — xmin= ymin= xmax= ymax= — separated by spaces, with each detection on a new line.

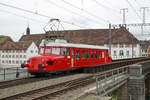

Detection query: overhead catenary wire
xmin=61 ymin=0 xmax=110 ymax=23
xmin=0 ymin=9 xmax=47 ymax=24
xmin=46 ymin=0 xmax=104 ymax=25
xmin=125 ymin=0 xmax=142 ymax=20
xmin=92 ymin=0 xmax=119 ymax=13
xmin=0 ymin=2 xmax=86 ymax=29
xmin=91 ymin=0 xmax=122 ymax=20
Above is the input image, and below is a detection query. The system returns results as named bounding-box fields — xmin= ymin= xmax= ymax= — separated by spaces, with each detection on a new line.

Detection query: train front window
xmin=52 ymin=48 xmax=60 ymax=55
xmin=45 ymin=48 xmax=51 ymax=54
xmin=61 ymin=48 xmax=67 ymax=55
xmin=40 ymin=48 xmax=44 ymax=54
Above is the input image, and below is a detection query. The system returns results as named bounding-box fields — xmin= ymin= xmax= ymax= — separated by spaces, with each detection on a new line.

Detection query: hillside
xmin=0 ymin=35 xmax=13 ymax=45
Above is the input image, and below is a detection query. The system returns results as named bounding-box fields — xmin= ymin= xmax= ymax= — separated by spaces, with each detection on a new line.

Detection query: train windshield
xmin=40 ymin=48 xmax=44 ymax=54
xmin=52 ymin=48 xmax=60 ymax=55
xmin=45 ymin=48 xmax=51 ymax=54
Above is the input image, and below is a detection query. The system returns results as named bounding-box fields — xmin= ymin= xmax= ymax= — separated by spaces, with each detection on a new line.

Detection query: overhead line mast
xmin=120 ymin=8 xmax=128 ymax=24
xmin=140 ymin=7 xmax=149 ymax=35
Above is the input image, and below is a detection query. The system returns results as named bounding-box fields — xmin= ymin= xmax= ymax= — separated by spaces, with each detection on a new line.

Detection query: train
xmin=21 ymin=39 xmax=112 ymax=75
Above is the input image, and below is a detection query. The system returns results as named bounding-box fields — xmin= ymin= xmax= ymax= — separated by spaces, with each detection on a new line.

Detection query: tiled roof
xmin=19 ymin=34 xmax=44 ymax=46
xmin=19 ymin=27 xmax=139 ymax=47
xmin=0 ymin=41 xmax=32 ymax=50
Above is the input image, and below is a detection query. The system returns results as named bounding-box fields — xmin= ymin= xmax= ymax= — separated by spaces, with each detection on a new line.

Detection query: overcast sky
xmin=0 ymin=0 xmax=150 ymax=41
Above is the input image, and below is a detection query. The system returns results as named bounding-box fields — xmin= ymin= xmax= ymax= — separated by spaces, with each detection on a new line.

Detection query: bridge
xmin=76 ymin=60 xmax=150 ymax=100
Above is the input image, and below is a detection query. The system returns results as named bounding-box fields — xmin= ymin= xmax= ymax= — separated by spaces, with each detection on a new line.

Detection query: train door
xmin=102 ymin=51 xmax=105 ymax=63
xmin=71 ymin=48 xmax=74 ymax=67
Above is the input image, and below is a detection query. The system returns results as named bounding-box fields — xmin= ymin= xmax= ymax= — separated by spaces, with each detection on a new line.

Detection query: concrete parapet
xmin=128 ymin=64 xmax=145 ymax=100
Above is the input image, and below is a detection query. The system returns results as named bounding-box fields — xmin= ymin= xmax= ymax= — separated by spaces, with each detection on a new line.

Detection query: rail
xmin=0 ymin=67 xmax=30 ymax=81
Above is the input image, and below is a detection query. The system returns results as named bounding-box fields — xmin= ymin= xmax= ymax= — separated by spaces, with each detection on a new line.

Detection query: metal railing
xmin=95 ymin=66 xmax=129 ymax=97
xmin=0 ymin=67 xmax=30 ymax=81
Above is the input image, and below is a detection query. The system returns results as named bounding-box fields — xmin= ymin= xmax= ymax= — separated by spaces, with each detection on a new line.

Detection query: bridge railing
xmin=95 ymin=66 xmax=129 ymax=96
xmin=0 ymin=67 xmax=31 ymax=81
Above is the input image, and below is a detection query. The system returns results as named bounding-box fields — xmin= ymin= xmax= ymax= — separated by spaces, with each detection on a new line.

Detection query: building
xmin=0 ymin=41 xmax=38 ymax=68
xmin=19 ymin=26 xmax=141 ymax=60
xmin=139 ymin=40 xmax=150 ymax=57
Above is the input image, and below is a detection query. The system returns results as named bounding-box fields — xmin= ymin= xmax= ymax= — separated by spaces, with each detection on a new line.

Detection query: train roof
xmin=40 ymin=39 xmax=108 ymax=50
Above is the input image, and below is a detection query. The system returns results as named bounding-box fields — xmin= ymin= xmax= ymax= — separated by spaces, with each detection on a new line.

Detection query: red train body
xmin=22 ymin=39 xmax=112 ymax=75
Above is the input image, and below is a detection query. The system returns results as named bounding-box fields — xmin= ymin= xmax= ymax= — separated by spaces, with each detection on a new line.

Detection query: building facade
xmin=105 ymin=43 xmax=140 ymax=60
xmin=0 ymin=41 xmax=38 ymax=68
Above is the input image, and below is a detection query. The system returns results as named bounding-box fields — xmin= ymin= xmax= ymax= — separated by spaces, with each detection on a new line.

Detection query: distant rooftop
xmin=19 ymin=27 xmax=139 ymax=47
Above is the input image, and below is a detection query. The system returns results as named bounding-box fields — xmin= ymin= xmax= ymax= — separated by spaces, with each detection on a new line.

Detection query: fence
xmin=0 ymin=67 xmax=31 ymax=81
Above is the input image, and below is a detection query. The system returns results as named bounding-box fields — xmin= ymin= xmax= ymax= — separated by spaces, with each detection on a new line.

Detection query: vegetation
xmin=0 ymin=35 xmax=13 ymax=44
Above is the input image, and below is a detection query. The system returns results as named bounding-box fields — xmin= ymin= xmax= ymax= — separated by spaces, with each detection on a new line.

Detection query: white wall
xmin=26 ymin=42 xmax=39 ymax=60
xmin=105 ymin=44 xmax=141 ymax=60
xmin=0 ymin=42 xmax=39 ymax=68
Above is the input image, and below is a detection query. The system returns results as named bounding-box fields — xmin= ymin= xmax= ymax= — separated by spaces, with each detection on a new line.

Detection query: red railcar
xmin=22 ymin=39 xmax=112 ymax=75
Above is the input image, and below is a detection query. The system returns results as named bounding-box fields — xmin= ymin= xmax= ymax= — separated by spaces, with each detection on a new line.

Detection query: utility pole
xmin=140 ymin=7 xmax=149 ymax=35
xmin=109 ymin=24 xmax=111 ymax=56
xmin=120 ymin=8 xmax=128 ymax=24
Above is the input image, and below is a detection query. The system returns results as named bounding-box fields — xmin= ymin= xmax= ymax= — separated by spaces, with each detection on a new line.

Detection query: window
xmin=119 ymin=50 xmax=124 ymax=56
xmin=9 ymin=60 xmax=11 ymax=64
xmin=81 ymin=51 xmax=85 ymax=59
xmin=91 ymin=51 xmax=94 ymax=58
xmin=102 ymin=52 xmax=104 ymax=58
xmin=114 ymin=50 xmax=117 ymax=56
xmin=24 ymin=55 xmax=26 ymax=58
xmin=86 ymin=51 xmax=90 ymax=59
xmin=52 ymin=48 xmax=60 ymax=55
xmin=45 ymin=48 xmax=51 ymax=54
xmin=40 ymin=48 xmax=44 ymax=54
xmin=16 ymin=61 xmax=18 ymax=64
xmin=67 ymin=48 xmax=70 ymax=55
xmin=20 ymin=55 xmax=22 ymax=58
xmin=61 ymin=48 xmax=67 ymax=55
xmin=76 ymin=50 xmax=80 ymax=59
xmin=30 ymin=50 xmax=33 ymax=53
xmin=126 ymin=51 xmax=129 ymax=56
xmin=119 ymin=43 xmax=124 ymax=48
xmin=99 ymin=51 xmax=101 ymax=58
xmin=95 ymin=51 xmax=98 ymax=58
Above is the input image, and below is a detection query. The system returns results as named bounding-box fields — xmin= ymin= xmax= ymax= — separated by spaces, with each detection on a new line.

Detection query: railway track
xmin=0 ymin=71 xmax=79 ymax=89
xmin=1 ymin=57 xmax=150 ymax=100
xmin=0 ymin=75 xmax=94 ymax=100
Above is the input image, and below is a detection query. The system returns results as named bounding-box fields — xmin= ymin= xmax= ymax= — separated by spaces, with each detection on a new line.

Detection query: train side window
xmin=52 ymin=48 xmax=60 ymax=55
xmin=61 ymin=48 xmax=67 ymax=55
xmin=76 ymin=50 xmax=80 ymax=60
xmin=45 ymin=48 xmax=51 ymax=54
xmin=81 ymin=51 xmax=85 ymax=59
xmin=86 ymin=51 xmax=90 ymax=59
xmin=99 ymin=51 xmax=101 ymax=58
xmin=102 ymin=52 xmax=104 ymax=58
xmin=91 ymin=51 xmax=94 ymax=58
xmin=40 ymin=48 xmax=44 ymax=54
xmin=67 ymin=48 xmax=70 ymax=55
xmin=95 ymin=51 xmax=98 ymax=58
